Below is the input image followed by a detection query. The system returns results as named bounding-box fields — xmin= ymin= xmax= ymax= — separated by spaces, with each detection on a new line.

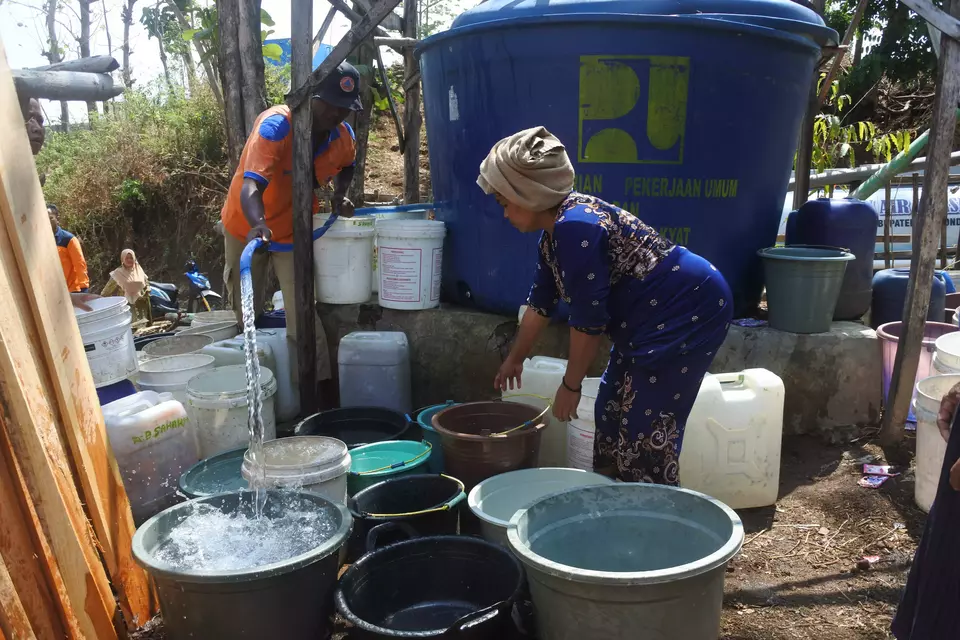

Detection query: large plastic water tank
xmin=417 ymin=0 xmax=836 ymax=316
xmin=785 ymin=198 xmax=878 ymax=320
xmin=872 ymin=268 xmax=947 ymax=328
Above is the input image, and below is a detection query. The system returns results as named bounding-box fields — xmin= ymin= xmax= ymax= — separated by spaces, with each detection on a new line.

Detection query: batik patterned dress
xmin=526 ymin=192 xmax=732 ymax=484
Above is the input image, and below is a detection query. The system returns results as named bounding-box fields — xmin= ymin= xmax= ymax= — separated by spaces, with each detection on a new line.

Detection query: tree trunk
xmin=121 ymin=0 xmax=137 ymax=88
xmin=853 ymin=29 xmax=864 ymax=67
xmin=44 ymin=0 xmax=69 ymax=131
xmin=158 ymin=40 xmax=173 ymax=92
xmin=403 ymin=0 xmax=420 ymax=203
xmin=180 ymin=48 xmax=197 ymax=95
xmin=219 ymin=0 xmax=246 ymax=169
xmin=348 ymin=3 xmax=375 ymax=205
xmin=78 ymin=0 xmax=98 ymax=116
xmin=238 ymin=0 xmax=266 ymax=133
xmin=167 ymin=0 xmax=223 ymax=109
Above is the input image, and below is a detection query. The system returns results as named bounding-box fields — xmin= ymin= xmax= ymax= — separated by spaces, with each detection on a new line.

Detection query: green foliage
xmin=808 ymin=75 xmax=913 ymax=173
xmin=265 ymin=63 xmax=291 ymax=106
xmin=37 ymin=86 xmax=229 ymax=288
xmin=182 ymin=5 xmax=281 ymax=65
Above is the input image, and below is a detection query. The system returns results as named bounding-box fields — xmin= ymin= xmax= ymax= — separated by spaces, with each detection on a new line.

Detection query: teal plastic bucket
xmin=414 ymin=401 xmax=458 ymax=473
xmin=758 ymin=246 xmax=854 ymax=334
xmin=348 ymin=440 xmax=432 ymax=495
xmin=178 ymin=447 xmax=246 ymax=499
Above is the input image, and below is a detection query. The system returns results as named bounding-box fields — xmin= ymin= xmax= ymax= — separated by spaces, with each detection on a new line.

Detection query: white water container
xmin=503 ymin=356 xmax=569 ymax=468
xmin=177 ymin=321 xmax=239 ymax=343
xmin=338 ymin=332 xmax=411 ymax=414
xmin=102 ymin=391 xmax=198 ymax=524
xmin=313 ymin=214 xmax=376 ymax=304
xmin=933 ymin=332 xmax=960 ymax=374
xmin=272 ymin=290 xmax=285 ymax=310
xmin=914 ymin=374 xmax=958 ymax=512
xmin=255 ymin=328 xmax=298 ymax=422
xmin=370 ymin=210 xmax=430 ymax=293
xmin=567 ymin=377 xmax=602 ymax=470
xmin=186 ymin=365 xmax=278 ymax=458
xmin=200 ymin=337 xmax=277 ymax=382
xmin=679 ymin=369 xmax=784 ymax=509
xmin=141 ymin=334 xmax=214 ymax=360
xmin=377 ymin=220 xmax=446 ymax=310
xmin=138 ymin=354 xmax=216 ymax=405
xmin=241 ymin=436 xmax=352 ymax=504
xmin=191 ymin=310 xmax=238 ymax=327
xmin=75 ymin=296 xmax=138 ymax=387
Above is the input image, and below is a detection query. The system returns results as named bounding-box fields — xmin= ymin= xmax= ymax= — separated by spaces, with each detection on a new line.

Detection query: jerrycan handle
xmin=714 ymin=372 xmax=746 ymax=387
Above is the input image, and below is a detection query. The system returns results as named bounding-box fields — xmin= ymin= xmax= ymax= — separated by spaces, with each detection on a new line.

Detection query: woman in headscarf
xmin=891 ymin=382 xmax=960 ymax=639
xmin=101 ymin=249 xmax=151 ymax=323
xmin=486 ymin=127 xmax=732 ymax=485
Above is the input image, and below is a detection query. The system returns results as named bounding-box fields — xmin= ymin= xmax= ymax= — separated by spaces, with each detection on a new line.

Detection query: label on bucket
xmin=431 ymin=247 xmax=442 ymax=302
xmin=380 ymin=247 xmax=422 ymax=303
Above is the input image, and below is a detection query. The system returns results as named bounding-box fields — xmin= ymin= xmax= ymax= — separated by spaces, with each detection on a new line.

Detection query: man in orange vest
xmin=49 ymin=204 xmax=90 ymax=293
xmin=221 ymin=61 xmax=362 ymax=396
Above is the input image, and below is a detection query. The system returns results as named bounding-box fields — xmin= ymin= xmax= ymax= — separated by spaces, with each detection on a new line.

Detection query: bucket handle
xmin=783 ymin=242 xmax=852 ymax=254
xmin=355 ymin=441 xmax=433 ymax=475
xmin=365 ymin=521 xmax=419 ymax=554
xmin=356 ymin=475 xmax=466 ymax=519
xmin=448 ymin=601 xmax=511 ymax=635
xmin=488 ymin=398 xmax=551 ymax=437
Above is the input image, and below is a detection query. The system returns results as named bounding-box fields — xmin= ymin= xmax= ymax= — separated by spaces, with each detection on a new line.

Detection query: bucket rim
xmin=138 ymin=353 xmax=216 ymax=374
xmin=335 ymin=535 xmax=524 ymax=636
xmin=349 ymin=473 xmax=467 ymax=519
xmin=142 ymin=333 xmax=215 ymax=356
xmin=348 ymin=440 xmax=433 ymax=477
xmin=877 ymin=321 xmax=959 ymax=344
xmin=74 ymin=296 xmax=129 ymax=323
xmin=757 ymin=246 xmax=855 ymax=261
xmin=506 ymin=483 xmax=744 ymax=586
xmin=186 ymin=365 xmax=277 ymax=404
xmin=915 ymin=373 xmax=960 ymax=405
xmin=177 ymin=320 xmax=238 ymax=336
xmin=431 ymin=400 xmax=548 ymax=440
xmin=241 ymin=435 xmax=349 ymax=471
xmin=418 ymin=12 xmax=829 ymax=56
xmin=414 ymin=401 xmax=459 ymax=431
xmin=467 ymin=467 xmax=615 ymax=528
xmin=178 ymin=447 xmax=247 ymax=498
xmin=131 ymin=489 xmax=353 ymax=583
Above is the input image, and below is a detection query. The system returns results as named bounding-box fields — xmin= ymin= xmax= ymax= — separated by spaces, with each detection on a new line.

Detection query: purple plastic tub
xmin=877 ymin=321 xmax=959 ymax=423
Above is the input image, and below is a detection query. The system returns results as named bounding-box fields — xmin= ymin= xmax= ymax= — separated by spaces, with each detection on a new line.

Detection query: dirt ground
xmin=131 ymin=433 xmax=923 ymax=640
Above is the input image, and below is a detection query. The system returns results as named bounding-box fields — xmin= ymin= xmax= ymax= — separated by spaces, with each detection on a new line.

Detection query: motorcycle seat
xmin=150 ymin=282 xmax=178 ymax=294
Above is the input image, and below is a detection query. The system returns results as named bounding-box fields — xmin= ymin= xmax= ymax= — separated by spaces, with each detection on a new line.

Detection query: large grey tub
xmin=507 ymin=484 xmax=743 ymax=640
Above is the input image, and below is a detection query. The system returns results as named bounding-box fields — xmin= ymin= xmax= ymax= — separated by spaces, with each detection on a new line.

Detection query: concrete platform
xmin=319 ymin=303 xmax=880 ymax=442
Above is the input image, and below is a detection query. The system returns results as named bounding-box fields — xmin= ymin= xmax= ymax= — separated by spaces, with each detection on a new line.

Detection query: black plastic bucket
xmin=295 ymin=407 xmax=413 ymax=448
xmin=336 ymin=528 xmax=524 ymax=639
xmin=346 ymin=474 xmax=465 ymax=562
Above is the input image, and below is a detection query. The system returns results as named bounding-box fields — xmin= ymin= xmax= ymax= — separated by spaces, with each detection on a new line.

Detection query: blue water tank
xmin=417 ymin=0 xmax=836 ymax=316
xmin=785 ymin=198 xmax=878 ymax=320
xmin=872 ymin=268 xmax=946 ymax=329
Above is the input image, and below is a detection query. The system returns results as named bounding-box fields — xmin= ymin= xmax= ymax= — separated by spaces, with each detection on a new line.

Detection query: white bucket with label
xmin=313 ymin=214 xmax=376 ymax=304
xmin=377 ymin=220 xmax=446 ymax=311
xmin=241 ymin=436 xmax=352 ymax=505
xmin=186 ymin=365 xmax=278 ymax=458
xmin=567 ymin=377 xmax=602 ymax=470
xmin=75 ymin=296 xmax=138 ymax=387
xmin=369 ymin=210 xmax=430 ymax=293
xmin=138 ymin=354 xmax=216 ymax=405
xmin=914 ymin=374 xmax=959 ymax=512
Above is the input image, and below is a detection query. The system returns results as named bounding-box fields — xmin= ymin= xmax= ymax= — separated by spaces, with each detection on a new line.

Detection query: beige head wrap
xmin=477 ymin=126 xmax=575 ymax=211
xmin=110 ymin=249 xmax=148 ymax=304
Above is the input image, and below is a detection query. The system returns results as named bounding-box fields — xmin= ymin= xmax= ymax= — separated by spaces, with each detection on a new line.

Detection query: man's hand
xmin=246 ymin=223 xmax=272 ymax=244
xmin=334 ymin=197 xmax=355 ymax=218
xmin=70 ymin=292 xmax=100 ymax=312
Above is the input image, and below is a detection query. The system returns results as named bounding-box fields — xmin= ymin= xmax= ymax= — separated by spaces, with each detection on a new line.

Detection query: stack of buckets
xmin=76 ymin=297 xmax=139 ymax=400
xmin=915 ymin=332 xmax=960 ymax=513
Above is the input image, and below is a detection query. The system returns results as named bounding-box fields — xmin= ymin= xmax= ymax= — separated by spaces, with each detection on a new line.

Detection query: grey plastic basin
xmin=507 ymin=483 xmax=743 ymax=640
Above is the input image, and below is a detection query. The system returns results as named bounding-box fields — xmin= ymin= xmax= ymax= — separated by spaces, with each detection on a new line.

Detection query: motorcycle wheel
xmin=201 ymin=294 xmax=222 ymax=312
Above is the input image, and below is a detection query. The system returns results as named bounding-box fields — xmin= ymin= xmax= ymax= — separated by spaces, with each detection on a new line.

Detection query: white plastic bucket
xmin=75 ymin=296 xmax=138 ymax=387
xmin=186 ymin=365 xmax=278 ymax=458
xmin=313 ymin=214 xmax=376 ymax=304
xmin=241 ymin=436 xmax=352 ymax=505
xmin=138 ymin=354 xmax=216 ymax=405
xmin=934 ymin=332 xmax=960 ymax=373
xmin=191 ymin=310 xmax=238 ymax=326
xmin=177 ymin=320 xmax=239 ymax=343
xmin=377 ymin=220 xmax=446 ymax=310
xmin=369 ymin=210 xmax=430 ymax=293
xmin=914 ymin=374 xmax=958 ymax=512
xmin=567 ymin=377 xmax=601 ymax=470
xmin=142 ymin=334 xmax=214 ymax=359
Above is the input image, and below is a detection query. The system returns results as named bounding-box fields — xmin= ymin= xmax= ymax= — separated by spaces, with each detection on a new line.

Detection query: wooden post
xmin=292 ymin=0 xmax=317 ymax=413
xmin=880 ymin=0 xmax=960 ymax=447
xmin=238 ymin=0 xmax=267 ymax=134
xmin=403 ymin=0 xmax=421 ymax=204
xmin=884 ymin=182 xmax=892 ymax=268
xmin=219 ymin=0 xmax=246 ymax=169
xmin=817 ymin=0 xmax=869 ymax=106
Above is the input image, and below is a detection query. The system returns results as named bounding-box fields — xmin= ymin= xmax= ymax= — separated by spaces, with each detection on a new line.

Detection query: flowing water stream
xmin=240 ymin=268 xmax=267 ymax=516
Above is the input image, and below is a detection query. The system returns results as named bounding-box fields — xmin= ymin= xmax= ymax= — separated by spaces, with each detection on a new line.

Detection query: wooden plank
xmin=880 ymin=0 xmax=960 ymax=446
xmin=0 ymin=428 xmax=68 ymax=639
xmin=354 ymin=0 xmax=404 ymax=31
xmin=402 ymin=0 xmax=421 ymax=204
xmin=817 ymin=0 xmax=869 ymax=106
xmin=313 ymin=6 xmax=338 ymax=51
xmin=0 ymin=553 xmax=35 ymax=640
xmin=286 ymin=0 xmax=405 ymax=108
xmin=375 ymin=36 xmax=419 ymax=47
xmin=292 ymin=0 xmax=318 ymax=413
xmin=899 ymin=0 xmax=960 ymax=41
xmin=374 ymin=45 xmax=404 ymax=151
xmin=31 ymin=55 xmax=120 ymax=73
xmin=0 ymin=44 xmax=155 ymax=629
xmin=11 ymin=70 xmax=123 ymax=102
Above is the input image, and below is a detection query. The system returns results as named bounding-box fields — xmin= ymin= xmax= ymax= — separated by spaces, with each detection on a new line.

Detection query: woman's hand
xmin=937 ymin=381 xmax=960 ymax=443
xmin=552 ymin=382 xmax=581 ymax=422
xmin=494 ymin=358 xmax=523 ymax=391
xmin=70 ymin=292 xmax=99 ymax=312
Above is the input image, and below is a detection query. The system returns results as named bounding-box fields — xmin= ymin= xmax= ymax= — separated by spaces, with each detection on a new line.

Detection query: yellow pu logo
xmin=579 ymin=56 xmax=690 ymax=165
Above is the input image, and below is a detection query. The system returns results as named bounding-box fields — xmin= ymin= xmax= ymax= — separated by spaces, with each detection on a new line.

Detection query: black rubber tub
xmin=336 ymin=529 xmax=524 ymax=639
xmin=346 ymin=474 xmax=465 ymax=562
xmin=295 ymin=407 xmax=414 ymax=448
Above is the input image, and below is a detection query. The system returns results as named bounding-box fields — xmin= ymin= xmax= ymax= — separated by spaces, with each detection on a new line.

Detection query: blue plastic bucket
xmin=414 ymin=402 xmax=458 ymax=473
xmin=348 ymin=440 xmax=433 ymax=495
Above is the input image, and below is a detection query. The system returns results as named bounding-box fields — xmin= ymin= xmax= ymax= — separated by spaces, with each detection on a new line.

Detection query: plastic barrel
xmin=871 ymin=268 xmax=947 ymax=328
xmin=758 ymin=246 xmax=854 ymax=333
xmin=877 ymin=322 xmax=958 ymax=424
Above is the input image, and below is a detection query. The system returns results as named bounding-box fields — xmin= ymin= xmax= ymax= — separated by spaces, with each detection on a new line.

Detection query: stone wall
xmin=320 ymin=304 xmax=881 ymax=441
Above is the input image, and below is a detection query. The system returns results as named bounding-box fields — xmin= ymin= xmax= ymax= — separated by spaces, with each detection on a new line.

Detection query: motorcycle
xmin=149 ymin=259 xmax=222 ymax=317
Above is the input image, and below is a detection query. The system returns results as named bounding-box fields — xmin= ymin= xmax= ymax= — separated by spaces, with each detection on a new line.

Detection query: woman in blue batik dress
xmin=483 ymin=127 xmax=733 ymax=485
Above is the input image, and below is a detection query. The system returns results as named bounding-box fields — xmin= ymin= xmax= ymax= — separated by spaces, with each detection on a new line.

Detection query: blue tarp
xmin=264 ymin=39 xmax=334 ymax=69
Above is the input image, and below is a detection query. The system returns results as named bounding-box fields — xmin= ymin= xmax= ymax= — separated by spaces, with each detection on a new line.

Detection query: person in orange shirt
xmin=49 ymin=204 xmax=90 ymax=293
xmin=221 ymin=61 xmax=361 ymax=394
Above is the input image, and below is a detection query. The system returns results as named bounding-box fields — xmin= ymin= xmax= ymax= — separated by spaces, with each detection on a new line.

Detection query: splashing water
xmin=240 ymin=269 xmax=267 ymax=516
